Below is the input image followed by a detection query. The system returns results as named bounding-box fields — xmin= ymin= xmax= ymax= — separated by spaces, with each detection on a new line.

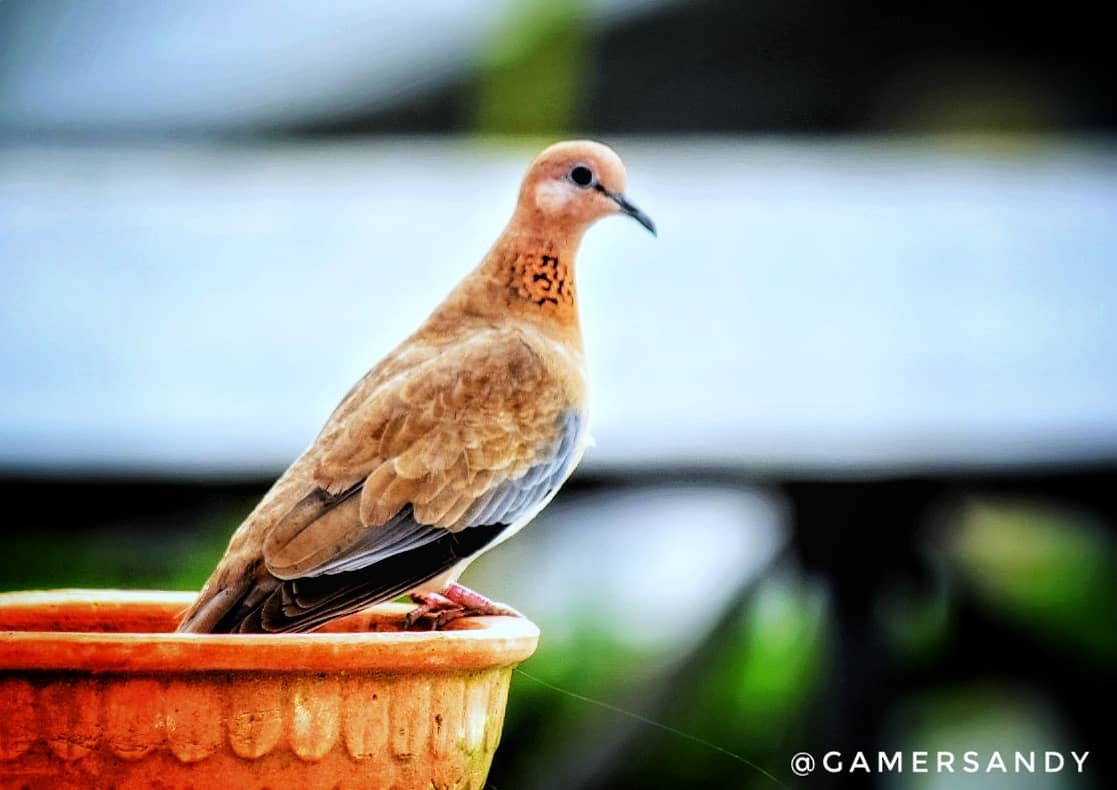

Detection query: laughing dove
xmin=178 ymin=140 xmax=655 ymax=633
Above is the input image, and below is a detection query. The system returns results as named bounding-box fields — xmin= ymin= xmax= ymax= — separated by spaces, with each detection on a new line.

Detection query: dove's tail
xmin=177 ymin=520 xmax=506 ymax=634
xmin=176 ymin=565 xmax=269 ymax=634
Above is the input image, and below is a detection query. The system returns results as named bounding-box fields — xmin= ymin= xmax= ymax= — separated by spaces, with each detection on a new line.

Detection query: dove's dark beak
xmin=596 ymin=184 xmax=656 ymax=236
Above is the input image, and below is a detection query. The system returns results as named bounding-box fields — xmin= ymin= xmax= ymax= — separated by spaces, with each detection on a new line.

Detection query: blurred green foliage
xmin=488 ymin=574 xmax=829 ymax=789
xmin=658 ymin=576 xmax=829 ymax=787
xmin=887 ymin=685 xmax=1079 ymax=790
xmin=879 ymin=569 xmax=953 ymax=666
xmin=688 ymin=577 xmax=829 ymax=750
xmin=0 ymin=500 xmax=246 ymax=594
xmin=947 ymin=499 xmax=1117 ymax=664
xmin=473 ymin=0 xmax=588 ymax=136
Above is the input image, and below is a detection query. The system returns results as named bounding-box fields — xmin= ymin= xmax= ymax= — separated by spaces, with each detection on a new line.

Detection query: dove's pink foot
xmin=442 ymin=583 xmax=523 ymax=617
xmin=403 ymin=591 xmax=458 ymax=630
xmin=404 ymin=584 xmax=522 ymax=630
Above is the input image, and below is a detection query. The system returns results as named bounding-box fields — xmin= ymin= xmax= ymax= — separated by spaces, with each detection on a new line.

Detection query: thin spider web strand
xmin=512 ymin=668 xmax=787 ymax=789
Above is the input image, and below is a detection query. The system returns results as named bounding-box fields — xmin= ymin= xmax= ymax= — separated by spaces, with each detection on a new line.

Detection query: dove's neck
xmin=434 ymin=220 xmax=586 ymax=349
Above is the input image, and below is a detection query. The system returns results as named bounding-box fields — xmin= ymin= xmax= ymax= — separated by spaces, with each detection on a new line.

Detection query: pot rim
xmin=0 ymin=589 xmax=540 ymax=673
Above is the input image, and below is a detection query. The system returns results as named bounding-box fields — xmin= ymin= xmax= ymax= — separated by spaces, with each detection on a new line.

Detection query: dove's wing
xmin=202 ymin=327 xmax=585 ymax=633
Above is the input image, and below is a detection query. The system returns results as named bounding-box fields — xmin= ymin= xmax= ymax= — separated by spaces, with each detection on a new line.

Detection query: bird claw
xmin=403 ymin=585 xmax=522 ymax=631
xmin=432 ymin=608 xmax=468 ymax=629
xmin=441 ymin=582 xmax=523 ymax=619
xmin=403 ymin=592 xmax=457 ymax=630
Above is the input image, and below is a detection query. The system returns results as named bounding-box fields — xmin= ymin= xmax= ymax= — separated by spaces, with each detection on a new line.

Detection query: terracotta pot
xmin=0 ymin=589 xmax=539 ymax=789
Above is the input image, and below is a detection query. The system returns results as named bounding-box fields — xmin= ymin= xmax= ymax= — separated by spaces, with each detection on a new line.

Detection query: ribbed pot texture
xmin=0 ymin=590 xmax=539 ymax=789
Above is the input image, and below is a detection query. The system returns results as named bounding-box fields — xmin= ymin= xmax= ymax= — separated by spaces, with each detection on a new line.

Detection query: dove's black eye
xmin=569 ymin=165 xmax=594 ymax=188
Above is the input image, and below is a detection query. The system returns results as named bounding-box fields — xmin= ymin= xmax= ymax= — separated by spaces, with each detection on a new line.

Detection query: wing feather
xmin=262 ymin=328 xmax=584 ymax=582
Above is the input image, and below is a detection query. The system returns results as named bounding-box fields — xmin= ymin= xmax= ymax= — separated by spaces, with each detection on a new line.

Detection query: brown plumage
xmin=178 ymin=140 xmax=654 ymax=633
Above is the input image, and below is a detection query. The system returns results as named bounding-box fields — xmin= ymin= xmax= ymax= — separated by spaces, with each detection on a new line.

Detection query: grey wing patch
xmin=274 ymin=408 xmax=584 ymax=580
xmin=264 ymin=495 xmax=438 ymax=580
xmin=311 ymin=507 xmax=447 ymax=576
xmin=460 ymin=409 xmax=584 ymax=528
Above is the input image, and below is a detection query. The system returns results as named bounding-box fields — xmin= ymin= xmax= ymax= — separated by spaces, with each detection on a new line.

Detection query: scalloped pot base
xmin=0 ymin=590 xmax=540 ymax=789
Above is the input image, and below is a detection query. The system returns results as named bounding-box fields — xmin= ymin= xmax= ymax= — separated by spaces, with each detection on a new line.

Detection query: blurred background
xmin=1 ymin=1 xmax=1115 ymax=788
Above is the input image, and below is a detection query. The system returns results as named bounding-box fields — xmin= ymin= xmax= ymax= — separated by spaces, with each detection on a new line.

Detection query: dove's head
xmin=517 ymin=140 xmax=655 ymax=236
